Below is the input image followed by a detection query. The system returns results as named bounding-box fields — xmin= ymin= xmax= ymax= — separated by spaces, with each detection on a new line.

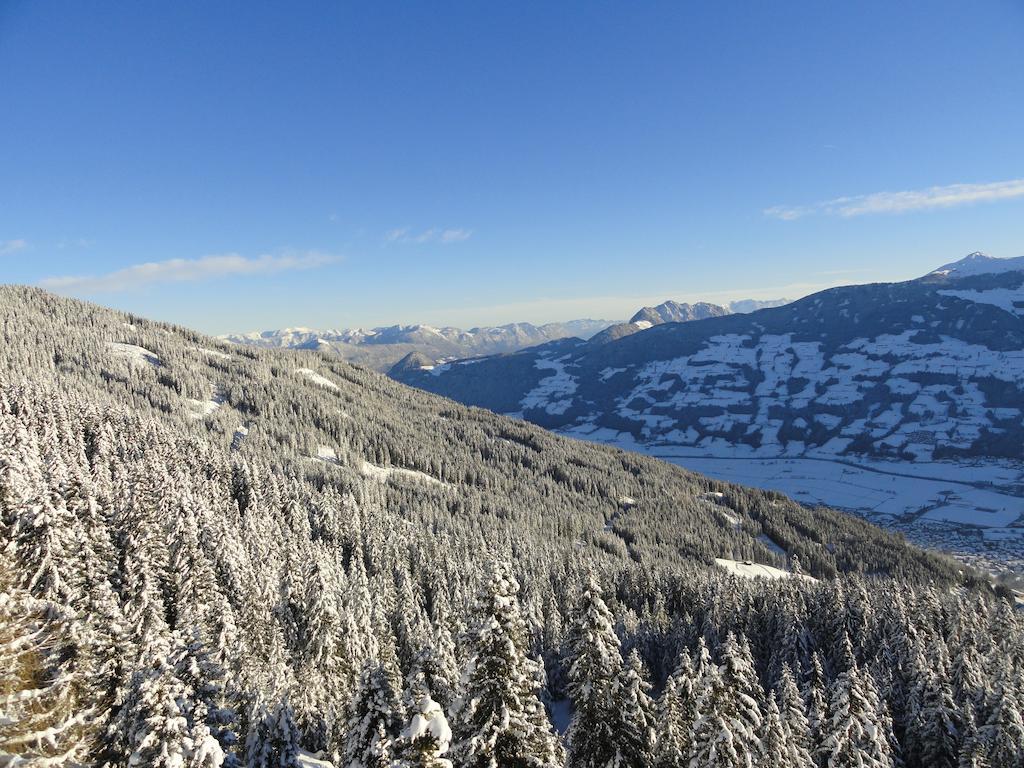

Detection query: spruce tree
xmin=611 ymin=650 xmax=656 ymax=768
xmin=449 ymin=561 xmax=564 ymax=768
xmin=565 ymin=576 xmax=624 ymax=768
xmin=819 ymin=635 xmax=894 ymax=768
xmin=775 ymin=664 xmax=815 ymax=768
xmin=654 ymin=650 xmax=697 ymax=768
xmin=344 ymin=658 xmax=404 ymax=768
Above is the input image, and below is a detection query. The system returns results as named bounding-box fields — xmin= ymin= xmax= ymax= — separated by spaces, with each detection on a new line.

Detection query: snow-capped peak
xmin=927 ymin=251 xmax=1024 ymax=278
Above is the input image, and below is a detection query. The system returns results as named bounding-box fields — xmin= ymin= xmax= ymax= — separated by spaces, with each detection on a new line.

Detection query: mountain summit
xmin=926 ymin=251 xmax=1024 ymax=279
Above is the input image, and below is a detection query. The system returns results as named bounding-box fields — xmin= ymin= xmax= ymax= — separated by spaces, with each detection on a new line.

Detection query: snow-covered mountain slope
xmin=391 ymin=258 xmax=1024 ymax=573
xmin=2 ymin=284 xmax=954 ymax=584
xmin=927 ymin=251 xmax=1024 ymax=279
xmin=220 ymin=319 xmax=618 ymax=371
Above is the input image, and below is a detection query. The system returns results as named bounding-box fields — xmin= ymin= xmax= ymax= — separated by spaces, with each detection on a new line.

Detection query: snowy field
xmin=296 ymin=367 xmax=340 ymax=390
xmin=106 ymin=341 xmax=161 ymax=367
xmin=359 ymin=460 xmax=448 ymax=487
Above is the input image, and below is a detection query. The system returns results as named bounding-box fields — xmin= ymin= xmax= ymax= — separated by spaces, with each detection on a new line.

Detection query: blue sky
xmin=1 ymin=1 xmax=1023 ymax=333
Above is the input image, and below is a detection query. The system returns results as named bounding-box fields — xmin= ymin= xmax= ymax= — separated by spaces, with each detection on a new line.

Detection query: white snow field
xmin=714 ymin=558 xmax=816 ymax=581
xmin=606 ymin=330 xmax=1024 ymax=462
xmin=197 ymin=346 xmax=232 ymax=359
xmin=316 ymin=445 xmax=339 ymax=464
xmin=106 ymin=341 xmax=161 ymax=367
xmin=359 ymin=460 xmax=448 ymax=487
xmin=187 ymin=387 xmax=226 ymax=420
xmin=295 ymin=367 xmax=340 ymax=390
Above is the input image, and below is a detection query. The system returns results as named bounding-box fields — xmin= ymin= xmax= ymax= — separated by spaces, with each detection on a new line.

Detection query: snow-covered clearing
xmin=187 ymin=388 xmax=225 ymax=420
xmin=939 ymin=287 xmax=1024 ymax=317
xmin=316 ymin=445 xmax=339 ymax=465
xmin=106 ymin=342 xmax=161 ymax=367
xmin=715 ymin=557 xmax=814 ymax=581
xmin=359 ymin=460 xmax=447 ymax=487
xmin=198 ymin=346 xmax=232 ymax=360
xmin=757 ymin=533 xmax=788 ymax=558
xmin=296 ymin=368 xmax=340 ymax=390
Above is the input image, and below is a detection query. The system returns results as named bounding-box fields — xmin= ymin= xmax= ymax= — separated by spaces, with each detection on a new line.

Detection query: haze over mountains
xmin=392 ymin=253 xmax=1024 ymax=579
xmin=222 ymin=298 xmax=790 ymax=372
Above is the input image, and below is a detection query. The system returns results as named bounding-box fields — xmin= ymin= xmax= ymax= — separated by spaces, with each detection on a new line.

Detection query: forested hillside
xmin=2 ymin=286 xmax=1022 ymax=767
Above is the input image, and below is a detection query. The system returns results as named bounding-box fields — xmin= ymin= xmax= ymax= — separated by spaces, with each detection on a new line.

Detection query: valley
xmin=392 ymin=254 xmax=1024 ymax=580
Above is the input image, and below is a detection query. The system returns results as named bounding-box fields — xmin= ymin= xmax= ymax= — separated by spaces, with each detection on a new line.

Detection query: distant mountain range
xmin=220 ymin=319 xmax=616 ymax=370
xmin=390 ymin=253 xmax=1024 ymax=569
xmin=222 ymin=298 xmax=790 ymax=371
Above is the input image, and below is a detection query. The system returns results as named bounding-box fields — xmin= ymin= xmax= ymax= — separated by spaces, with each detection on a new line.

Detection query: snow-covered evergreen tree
xmin=775 ymin=664 xmax=814 ymax=768
xmin=819 ymin=634 xmax=895 ymax=768
xmin=392 ymin=694 xmax=453 ymax=768
xmin=449 ymin=561 xmax=564 ymax=768
xmin=565 ymin=577 xmax=624 ymax=768
xmin=654 ymin=650 xmax=697 ymax=768
xmin=611 ymin=650 xmax=656 ymax=767
xmin=343 ymin=658 xmax=404 ymax=768
xmin=245 ymin=695 xmax=301 ymax=768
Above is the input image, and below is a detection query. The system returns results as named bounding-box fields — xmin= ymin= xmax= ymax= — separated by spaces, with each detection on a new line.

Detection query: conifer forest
xmin=1 ymin=287 xmax=1022 ymax=767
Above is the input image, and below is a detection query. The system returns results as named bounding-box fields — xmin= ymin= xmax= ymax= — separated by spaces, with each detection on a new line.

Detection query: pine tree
xmin=978 ymin=662 xmax=1024 ymax=768
xmin=819 ymin=635 xmax=894 ymax=768
xmin=343 ymin=658 xmax=404 ymax=768
xmin=775 ymin=664 xmax=814 ymax=768
xmin=245 ymin=695 xmax=301 ymax=768
xmin=915 ymin=638 xmax=959 ymax=768
xmin=565 ymin=577 xmax=624 ymax=768
xmin=761 ymin=693 xmax=794 ymax=768
xmin=611 ymin=650 xmax=656 ymax=768
xmin=654 ymin=650 xmax=697 ymax=768
xmin=449 ymin=561 xmax=564 ymax=768
xmin=122 ymin=655 xmax=224 ymax=768
xmin=687 ymin=633 xmax=764 ymax=768
xmin=0 ymin=562 xmax=95 ymax=766
xmin=803 ymin=652 xmax=828 ymax=759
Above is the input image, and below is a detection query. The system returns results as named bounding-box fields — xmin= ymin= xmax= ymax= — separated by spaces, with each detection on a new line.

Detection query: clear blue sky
xmin=1 ymin=1 xmax=1023 ymax=333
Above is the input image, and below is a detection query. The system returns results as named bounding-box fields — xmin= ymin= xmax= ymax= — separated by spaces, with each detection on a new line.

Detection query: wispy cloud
xmin=766 ymin=178 xmax=1024 ymax=220
xmin=0 ymin=238 xmax=28 ymax=256
xmin=385 ymin=227 xmax=472 ymax=244
xmin=39 ymin=251 xmax=337 ymax=294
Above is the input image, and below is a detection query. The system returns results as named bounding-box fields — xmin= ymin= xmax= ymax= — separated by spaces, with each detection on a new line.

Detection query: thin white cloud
xmin=385 ymin=227 xmax=472 ymax=244
xmin=0 ymin=238 xmax=28 ymax=256
xmin=766 ymin=178 xmax=1024 ymax=220
xmin=39 ymin=251 xmax=337 ymax=294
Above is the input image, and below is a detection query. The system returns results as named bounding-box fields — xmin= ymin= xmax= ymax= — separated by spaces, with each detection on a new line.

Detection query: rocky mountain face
xmin=588 ymin=301 xmax=731 ymax=346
